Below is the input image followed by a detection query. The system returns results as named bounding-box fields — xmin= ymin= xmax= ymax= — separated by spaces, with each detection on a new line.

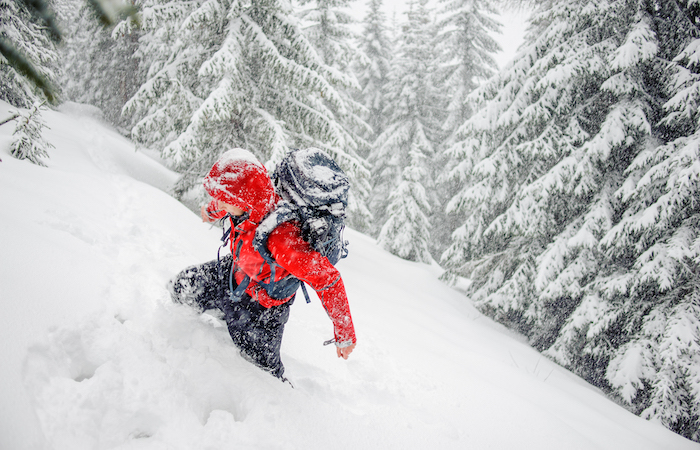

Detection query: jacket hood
xmin=203 ymin=149 xmax=276 ymax=224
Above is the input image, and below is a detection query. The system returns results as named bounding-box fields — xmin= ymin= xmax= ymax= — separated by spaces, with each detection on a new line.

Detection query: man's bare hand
xmin=336 ymin=343 xmax=356 ymax=360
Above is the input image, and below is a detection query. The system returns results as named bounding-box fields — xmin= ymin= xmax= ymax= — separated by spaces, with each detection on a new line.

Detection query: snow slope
xmin=0 ymin=101 xmax=697 ymax=450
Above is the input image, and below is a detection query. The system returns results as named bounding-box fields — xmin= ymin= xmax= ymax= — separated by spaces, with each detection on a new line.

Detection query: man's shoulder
xmin=267 ymin=220 xmax=303 ymax=245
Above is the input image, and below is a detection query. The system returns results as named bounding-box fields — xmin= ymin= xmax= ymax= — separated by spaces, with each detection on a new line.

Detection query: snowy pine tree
xmin=370 ymin=0 xmax=441 ymax=262
xmin=0 ymin=0 xmax=61 ymax=107
xmin=296 ymin=0 xmax=373 ymax=232
xmin=432 ymin=0 xmax=501 ymax=259
xmin=442 ymin=0 xmax=700 ymax=440
xmin=356 ymin=0 xmax=393 ymax=143
xmin=599 ymin=7 xmax=700 ymax=438
xmin=60 ymin=0 xmax=142 ymax=127
xmin=297 ymin=0 xmax=357 ymax=70
xmin=9 ymin=102 xmax=54 ymax=166
xmin=119 ymin=0 xmax=206 ymax=151
xmin=377 ymin=133 xmax=433 ymax=263
xmin=434 ymin=0 xmax=500 ymax=137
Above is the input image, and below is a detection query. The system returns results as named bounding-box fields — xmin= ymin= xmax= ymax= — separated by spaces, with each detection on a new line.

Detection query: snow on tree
xmin=443 ymin=0 xmax=655 ymax=337
xmin=434 ymin=0 xmax=500 ymax=137
xmin=297 ymin=0 xmax=358 ymax=70
xmin=599 ymin=17 xmax=700 ymax=439
xmin=60 ymin=0 xmax=142 ymax=128
xmin=370 ymin=0 xmax=441 ymax=262
xmin=377 ymin=131 xmax=433 ymax=263
xmin=119 ymin=0 xmax=208 ymax=151
xmin=295 ymin=0 xmax=373 ymax=232
xmin=432 ymin=0 xmax=501 ymax=260
xmin=9 ymin=102 xmax=54 ymax=166
xmin=355 ymin=0 xmax=393 ymax=142
xmin=0 ymin=0 xmax=61 ymax=107
xmin=124 ymin=0 xmax=369 ymax=215
xmin=441 ymin=0 xmax=700 ymax=441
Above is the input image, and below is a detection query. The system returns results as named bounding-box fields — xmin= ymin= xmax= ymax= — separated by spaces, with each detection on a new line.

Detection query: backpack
xmin=231 ymin=148 xmax=350 ymax=304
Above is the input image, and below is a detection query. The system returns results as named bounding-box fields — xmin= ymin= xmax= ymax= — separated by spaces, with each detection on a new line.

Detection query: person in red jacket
xmin=169 ymin=149 xmax=356 ymax=380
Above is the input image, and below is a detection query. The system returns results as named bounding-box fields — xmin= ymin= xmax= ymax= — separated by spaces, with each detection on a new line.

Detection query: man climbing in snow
xmin=168 ymin=148 xmax=356 ymax=380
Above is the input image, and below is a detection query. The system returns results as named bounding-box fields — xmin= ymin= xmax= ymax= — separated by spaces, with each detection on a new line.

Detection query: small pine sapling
xmin=9 ymin=102 xmax=54 ymax=166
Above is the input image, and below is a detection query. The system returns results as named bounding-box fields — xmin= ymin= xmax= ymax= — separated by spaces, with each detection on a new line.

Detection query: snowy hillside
xmin=0 ymin=101 xmax=697 ymax=450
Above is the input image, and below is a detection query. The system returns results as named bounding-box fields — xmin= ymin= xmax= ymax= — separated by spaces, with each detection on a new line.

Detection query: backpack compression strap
xmin=215 ymin=213 xmax=252 ymax=304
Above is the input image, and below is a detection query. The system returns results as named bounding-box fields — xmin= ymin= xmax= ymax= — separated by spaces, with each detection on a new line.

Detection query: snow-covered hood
xmin=203 ymin=149 xmax=276 ymax=224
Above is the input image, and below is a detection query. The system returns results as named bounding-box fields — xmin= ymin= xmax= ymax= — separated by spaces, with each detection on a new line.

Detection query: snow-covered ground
xmin=1 ymin=101 xmax=697 ymax=450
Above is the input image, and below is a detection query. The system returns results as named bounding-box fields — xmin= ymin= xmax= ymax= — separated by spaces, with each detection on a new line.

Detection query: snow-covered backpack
xmin=250 ymin=147 xmax=350 ymax=303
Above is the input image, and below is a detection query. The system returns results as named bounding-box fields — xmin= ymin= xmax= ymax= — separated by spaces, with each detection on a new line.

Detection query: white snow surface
xmin=1 ymin=101 xmax=697 ymax=450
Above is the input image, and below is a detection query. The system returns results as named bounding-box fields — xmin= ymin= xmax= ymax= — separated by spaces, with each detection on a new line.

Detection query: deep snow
xmin=0 ymin=101 xmax=697 ymax=450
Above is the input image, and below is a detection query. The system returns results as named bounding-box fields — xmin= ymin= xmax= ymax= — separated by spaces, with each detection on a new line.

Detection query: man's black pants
xmin=168 ymin=255 xmax=292 ymax=379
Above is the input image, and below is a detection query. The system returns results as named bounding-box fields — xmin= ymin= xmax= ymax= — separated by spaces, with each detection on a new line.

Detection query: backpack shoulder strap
xmin=252 ymin=201 xmax=299 ymax=264
xmin=251 ymin=202 xmax=312 ymax=303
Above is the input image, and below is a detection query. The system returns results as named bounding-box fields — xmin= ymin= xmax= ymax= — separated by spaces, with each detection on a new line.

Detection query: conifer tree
xmin=597 ymin=4 xmax=700 ymax=438
xmin=370 ymin=0 xmax=441 ymax=262
xmin=441 ymin=0 xmax=700 ymax=440
xmin=297 ymin=0 xmax=357 ymax=70
xmin=356 ymin=0 xmax=392 ymax=143
xmin=432 ymin=0 xmax=501 ymax=258
xmin=0 ymin=0 xmax=61 ymax=107
xmin=434 ymin=0 xmax=500 ymax=137
xmin=119 ymin=0 xmax=207 ymax=150
xmin=296 ymin=0 xmax=373 ymax=231
xmin=377 ymin=132 xmax=433 ymax=263
xmin=9 ymin=102 xmax=54 ymax=165
xmin=61 ymin=1 xmax=142 ymax=127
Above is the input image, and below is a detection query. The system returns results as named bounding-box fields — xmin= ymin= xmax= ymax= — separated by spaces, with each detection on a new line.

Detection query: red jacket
xmin=203 ymin=149 xmax=356 ymax=346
